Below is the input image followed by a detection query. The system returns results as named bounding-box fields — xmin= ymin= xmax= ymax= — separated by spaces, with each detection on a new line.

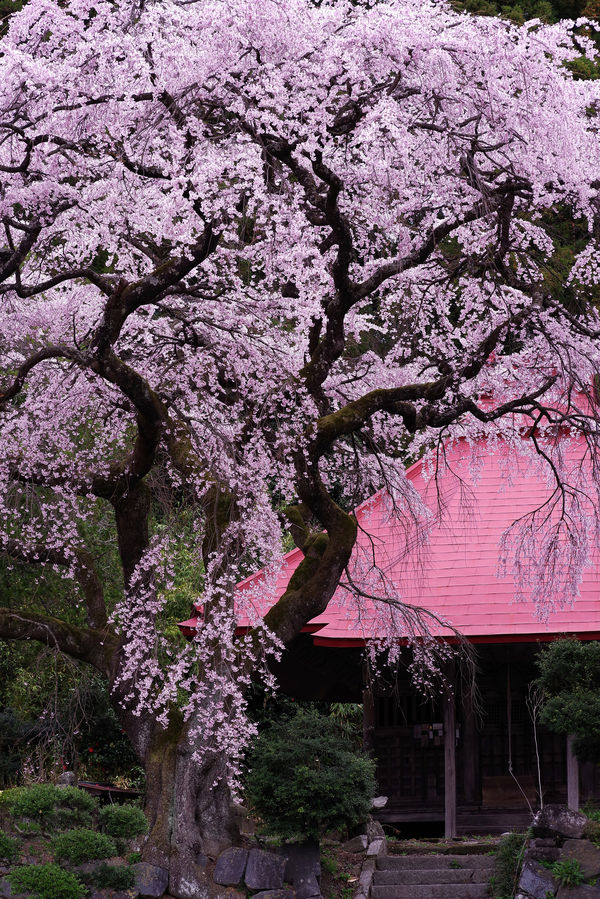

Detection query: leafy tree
xmin=1 ymin=1 xmax=600 ymax=895
xmin=537 ymin=640 xmax=600 ymax=762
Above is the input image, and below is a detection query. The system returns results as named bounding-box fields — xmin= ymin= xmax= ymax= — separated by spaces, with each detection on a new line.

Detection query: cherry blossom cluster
xmin=0 ymin=0 xmax=600 ymax=790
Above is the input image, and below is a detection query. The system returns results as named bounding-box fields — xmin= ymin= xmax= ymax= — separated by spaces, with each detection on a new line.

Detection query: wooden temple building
xmin=180 ymin=437 xmax=600 ymax=836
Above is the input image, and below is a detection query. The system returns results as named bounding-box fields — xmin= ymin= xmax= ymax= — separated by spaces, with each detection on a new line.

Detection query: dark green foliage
xmin=551 ymin=858 xmax=585 ymax=887
xmin=537 ymin=640 xmax=600 ymax=693
xmin=74 ymin=684 xmax=141 ymax=783
xmin=0 ymin=829 xmax=19 ymax=862
xmin=0 ymin=706 xmax=40 ymax=786
xmin=584 ymin=817 xmax=600 ymax=845
xmin=452 ymin=0 xmax=591 ymax=23
xmin=536 ymin=640 xmax=600 ymax=763
xmin=328 ymin=703 xmax=364 ymax=750
xmin=8 ymin=864 xmax=85 ymax=899
xmin=453 ymin=0 xmax=556 ymax=21
xmin=537 ymin=205 xmax=600 ymax=315
xmin=489 ymin=831 xmax=528 ymax=899
xmin=246 ymin=708 xmax=376 ymax=841
xmin=4 ymin=784 xmax=97 ymax=828
xmin=99 ymin=803 xmax=148 ymax=838
xmin=86 ymin=862 xmax=135 ymax=890
xmin=0 ymin=0 xmax=25 ymax=36
xmin=51 ymin=828 xmax=116 ymax=864
xmin=5 ymin=784 xmax=62 ymax=818
xmin=566 ymin=55 xmax=600 ymax=80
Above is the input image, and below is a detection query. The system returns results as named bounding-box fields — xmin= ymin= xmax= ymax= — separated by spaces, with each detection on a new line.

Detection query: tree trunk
xmin=111 ymin=676 xmax=237 ymax=899
xmin=120 ymin=711 xmax=238 ymax=899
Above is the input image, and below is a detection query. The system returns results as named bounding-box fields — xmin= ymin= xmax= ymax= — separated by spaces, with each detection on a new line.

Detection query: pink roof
xmin=180 ymin=437 xmax=600 ymax=646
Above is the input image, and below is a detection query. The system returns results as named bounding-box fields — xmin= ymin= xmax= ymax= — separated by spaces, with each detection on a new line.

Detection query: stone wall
xmin=518 ymin=805 xmax=600 ymax=898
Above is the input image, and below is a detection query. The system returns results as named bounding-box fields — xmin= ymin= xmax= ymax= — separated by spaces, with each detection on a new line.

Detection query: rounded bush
xmin=5 ymin=784 xmax=60 ymax=818
xmin=8 ymin=863 xmax=85 ymax=899
xmin=246 ymin=707 xmax=376 ymax=841
xmin=99 ymin=803 xmax=148 ymax=838
xmin=5 ymin=784 xmax=97 ymax=828
xmin=51 ymin=827 xmax=116 ymax=865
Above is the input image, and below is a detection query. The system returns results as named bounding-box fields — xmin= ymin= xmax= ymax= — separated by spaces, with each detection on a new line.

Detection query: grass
xmin=485 ymin=831 xmax=529 ymax=899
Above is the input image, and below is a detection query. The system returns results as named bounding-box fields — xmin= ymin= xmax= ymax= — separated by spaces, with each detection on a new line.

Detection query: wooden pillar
xmin=362 ymin=683 xmax=376 ymax=756
xmin=444 ymin=667 xmax=457 ymax=839
xmin=362 ymin=662 xmax=376 ymax=756
xmin=462 ymin=687 xmax=480 ymax=804
xmin=567 ymin=734 xmax=580 ymax=811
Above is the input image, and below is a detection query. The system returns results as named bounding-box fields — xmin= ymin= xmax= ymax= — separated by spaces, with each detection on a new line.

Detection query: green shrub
xmin=5 ymin=784 xmax=97 ymax=828
xmin=551 ymin=858 xmax=585 ymax=887
xmin=489 ymin=831 xmax=528 ymax=899
xmin=99 ymin=803 xmax=148 ymax=838
xmin=246 ymin=707 xmax=376 ymax=841
xmin=0 ymin=829 xmax=18 ymax=862
xmin=51 ymin=828 xmax=116 ymax=864
xmin=8 ymin=863 xmax=85 ymax=899
xmin=127 ymin=850 xmax=142 ymax=863
xmin=86 ymin=862 xmax=135 ymax=890
xmin=5 ymin=784 xmax=59 ymax=817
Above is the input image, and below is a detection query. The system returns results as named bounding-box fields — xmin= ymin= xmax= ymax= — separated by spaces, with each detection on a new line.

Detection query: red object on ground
xmin=179 ymin=437 xmax=600 ymax=645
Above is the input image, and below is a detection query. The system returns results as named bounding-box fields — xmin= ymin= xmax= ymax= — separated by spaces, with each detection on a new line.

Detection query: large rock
xmin=518 ymin=859 xmax=557 ymax=899
xmin=278 ymin=840 xmax=320 ymax=884
xmin=168 ymin=856 xmax=212 ymax=899
xmin=366 ymin=839 xmax=386 ymax=858
xmin=532 ymin=805 xmax=588 ymax=840
xmin=561 ymin=840 xmax=600 ymax=878
xmin=528 ymin=845 xmax=560 ymax=863
xmin=359 ymin=859 xmax=376 ymax=895
xmin=214 ymin=848 xmax=248 ymax=886
xmin=133 ymin=862 xmax=169 ymax=899
xmin=244 ymin=849 xmax=286 ymax=891
xmin=341 ymin=835 xmax=368 ymax=853
xmin=57 ymin=771 xmax=76 ymax=786
xmin=293 ymin=872 xmax=320 ymax=899
xmin=366 ymin=818 xmax=385 ymax=843
xmin=0 ymin=879 xmax=11 ymax=898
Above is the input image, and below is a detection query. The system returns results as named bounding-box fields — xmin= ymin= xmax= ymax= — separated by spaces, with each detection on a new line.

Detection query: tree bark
xmin=119 ymin=707 xmax=237 ymax=899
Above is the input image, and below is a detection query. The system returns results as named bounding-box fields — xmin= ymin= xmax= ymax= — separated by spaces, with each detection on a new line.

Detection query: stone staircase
xmin=369 ymin=852 xmax=495 ymax=899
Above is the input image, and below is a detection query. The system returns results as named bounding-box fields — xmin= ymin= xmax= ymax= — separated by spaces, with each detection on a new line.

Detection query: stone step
xmin=374 ymin=867 xmax=492 ymax=885
xmin=377 ymin=854 xmax=495 ymax=870
xmin=371 ymin=884 xmax=489 ymax=899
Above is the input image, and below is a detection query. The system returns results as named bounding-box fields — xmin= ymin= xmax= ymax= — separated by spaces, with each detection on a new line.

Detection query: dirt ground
xmin=319 ymin=843 xmax=364 ymax=899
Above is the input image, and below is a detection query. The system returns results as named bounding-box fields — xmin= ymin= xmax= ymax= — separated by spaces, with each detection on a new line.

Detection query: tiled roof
xmin=180 ymin=437 xmax=600 ymax=646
